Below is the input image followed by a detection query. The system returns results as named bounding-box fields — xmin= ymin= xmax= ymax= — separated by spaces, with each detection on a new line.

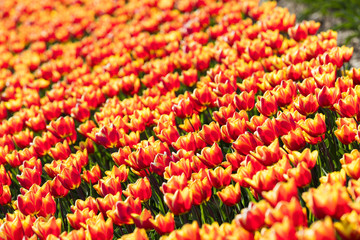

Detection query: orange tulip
xmin=294 ymin=94 xmax=319 ymax=116
xmin=189 ymin=177 xmax=212 ymax=206
xmin=335 ymin=124 xmax=357 ymax=145
xmin=57 ymin=165 xmax=82 ymax=190
xmin=217 ymin=183 xmax=241 ymax=206
xmin=198 ymin=121 xmax=221 ymax=146
xmin=250 ymin=139 xmax=285 ymax=166
xmin=106 ymin=196 xmax=142 ymax=225
xmin=123 ymin=177 xmax=152 ymax=202
xmin=86 ymin=214 xmax=113 ymax=240
xmin=233 ymin=132 xmax=263 ymax=155
xmin=302 ymin=183 xmax=352 ymax=219
xmin=255 ymin=93 xmax=278 ymax=117
xmin=67 ymin=208 xmax=96 ymax=230
xmin=17 ymin=190 xmax=42 ymax=216
xmin=196 ymin=142 xmax=223 ymax=168
xmin=297 ymin=216 xmax=336 ymax=240
xmin=281 ymin=128 xmax=307 ymax=151
xmin=262 ymin=179 xmax=298 ymax=207
xmin=150 ymin=212 xmax=175 ymax=235
xmin=32 ymin=216 xmax=61 ymax=240
xmin=299 ymin=113 xmax=326 ymax=138
xmin=164 ymin=187 xmax=193 ymax=215
xmin=235 ymin=200 xmax=270 ymax=232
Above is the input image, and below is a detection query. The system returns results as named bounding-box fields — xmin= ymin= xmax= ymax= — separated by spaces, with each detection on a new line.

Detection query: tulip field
xmin=1 ymin=0 xmax=360 ymax=239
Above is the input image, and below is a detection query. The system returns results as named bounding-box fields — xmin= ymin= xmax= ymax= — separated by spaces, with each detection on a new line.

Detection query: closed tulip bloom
xmin=69 ymin=197 xmax=98 ymax=215
xmin=196 ymin=142 xmax=223 ymax=168
xmin=106 ymin=196 xmax=142 ymax=225
xmin=299 ymin=113 xmax=326 ymax=138
xmin=179 ymin=114 xmax=201 ymax=133
xmin=288 ymin=23 xmax=308 ymax=41
xmin=67 ymin=208 xmax=96 ymax=230
xmin=294 ymin=94 xmax=319 ymax=116
xmin=161 ymin=174 xmax=188 ymax=194
xmin=334 ymin=211 xmax=360 ymax=240
xmin=32 ymin=216 xmax=61 ymax=240
xmin=16 ymin=167 xmax=42 ymax=190
xmin=172 ymin=98 xmax=194 ymax=119
xmin=164 ymin=187 xmax=193 ymax=215
xmin=150 ymin=212 xmax=175 ymax=235
xmin=334 ymin=94 xmax=359 ymax=118
xmin=0 ymin=216 xmax=24 ymax=240
xmin=206 ymin=166 xmax=232 ymax=189
xmin=281 ymin=128 xmax=307 ymax=151
xmin=250 ymin=139 xmax=285 ymax=166
xmin=265 ymin=198 xmax=307 ymax=227
xmin=37 ymin=193 xmax=56 ymax=217
xmin=285 ymin=162 xmax=312 ymax=187
xmin=94 ymin=123 xmax=120 ymax=148
xmin=262 ymin=179 xmax=298 ymax=207
xmin=343 ymin=158 xmax=360 ymax=180
xmin=224 ymin=117 xmax=247 ymax=141
xmin=47 ymin=116 xmax=76 ymax=144
xmin=335 ymin=124 xmax=357 ymax=145
xmin=287 ymin=148 xmax=318 ymax=169
xmin=81 ymin=164 xmax=102 ymax=184
xmin=123 ymin=177 xmax=152 ymax=202
xmin=297 ymin=216 xmax=336 ymax=240
xmin=193 ymin=85 xmax=217 ymax=107
xmin=57 ymin=165 xmax=81 ymax=190
xmin=164 ymin=158 xmax=193 ymax=180
xmin=95 ymin=176 xmax=122 ymax=197
xmin=316 ymin=86 xmax=339 ymax=108
xmin=320 ymin=169 xmax=347 ymax=186
xmin=49 ymin=140 xmax=71 ymax=160
xmin=235 ymin=200 xmax=270 ymax=232
xmin=157 ymin=125 xmax=180 ymax=145
xmin=255 ymin=93 xmax=278 ymax=117
xmin=217 ymin=183 xmax=241 ymax=206
xmin=233 ymin=132 xmax=263 ymax=156
xmin=96 ymin=192 xmax=122 ymax=215
xmin=0 ymin=185 xmax=11 ymax=205
xmin=198 ymin=121 xmax=221 ymax=146
xmin=302 ymin=183 xmax=352 ymax=219
xmin=17 ymin=190 xmax=42 ymax=216
xmin=254 ymin=118 xmax=278 ymax=145
xmin=48 ymin=177 xmax=69 ymax=198
xmin=245 ymin=168 xmax=278 ymax=193
xmin=247 ymin=114 xmax=268 ymax=133
xmin=86 ymin=214 xmax=113 ymax=240
xmin=233 ymin=90 xmax=255 ymax=111
xmin=131 ymin=209 xmax=154 ymax=230
xmin=189 ymin=177 xmax=212 ymax=205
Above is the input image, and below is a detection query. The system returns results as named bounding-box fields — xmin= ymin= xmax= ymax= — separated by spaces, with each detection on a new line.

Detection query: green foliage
xmin=295 ymin=0 xmax=360 ymax=44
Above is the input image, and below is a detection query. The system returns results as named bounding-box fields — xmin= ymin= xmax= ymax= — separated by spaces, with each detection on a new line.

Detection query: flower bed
xmin=0 ymin=0 xmax=358 ymax=239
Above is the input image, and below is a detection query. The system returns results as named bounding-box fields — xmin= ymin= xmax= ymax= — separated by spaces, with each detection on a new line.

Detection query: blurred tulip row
xmin=0 ymin=0 xmax=359 ymax=239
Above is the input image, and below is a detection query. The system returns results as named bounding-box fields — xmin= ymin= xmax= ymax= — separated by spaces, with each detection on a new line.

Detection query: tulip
xmin=235 ymin=200 xmax=270 ymax=232
xmin=150 ymin=212 xmax=175 ymax=235
xmin=57 ymin=165 xmax=82 ymax=190
xmin=299 ymin=113 xmax=326 ymax=138
xmin=262 ymin=179 xmax=298 ymax=207
xmin=123 ymin=177 xmax=152 ymax=202
xmin=302 ymin=183 xmax=352 ymax=219
xmin=217 ymin=183 xmax=241 ymax=206
xmin=32 ymin=216 xmax=61 ymax=240
xmin=164 ymin=187 xmax=193 ymax=215
xmin=86 ymin=214 xmax=113 ymax=240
